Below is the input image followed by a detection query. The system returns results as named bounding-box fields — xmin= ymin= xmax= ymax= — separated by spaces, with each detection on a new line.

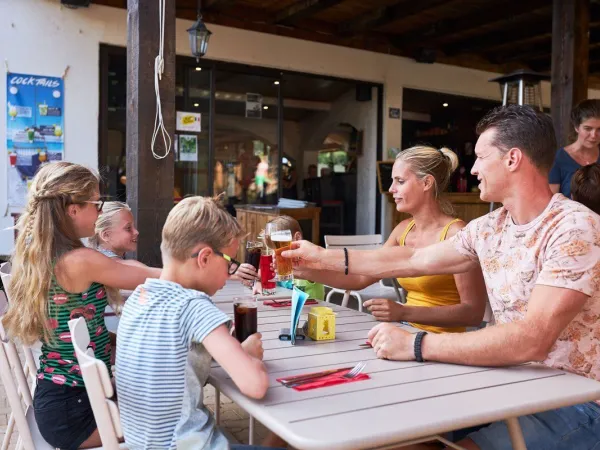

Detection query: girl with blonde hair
xmin=88 ymin=201 xmax=139 ymax=259
xmin=88 ymin=201 xmax=142 ymax=315
xmin=3 ymin=162 xmax=160 ymax=449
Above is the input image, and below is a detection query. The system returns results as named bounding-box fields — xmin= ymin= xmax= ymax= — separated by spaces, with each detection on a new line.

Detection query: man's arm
xmin=369 ymin=284 xmax=589 ymax=365
xmin=286 ymin=237 xmax=477 ymax=279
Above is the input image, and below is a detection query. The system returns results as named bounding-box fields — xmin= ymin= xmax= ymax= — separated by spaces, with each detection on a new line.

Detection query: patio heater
xmin=489 ymin=69 xmax=550 ymax=112
xmin=487 ymin=70 xmax=550 ymax=211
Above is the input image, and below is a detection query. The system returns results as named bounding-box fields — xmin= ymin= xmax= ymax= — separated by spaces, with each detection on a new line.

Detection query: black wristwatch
xmin=414 ymin=331 xmax=428 ymax=362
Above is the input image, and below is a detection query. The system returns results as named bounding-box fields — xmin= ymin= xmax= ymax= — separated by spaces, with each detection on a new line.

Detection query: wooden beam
xmin=204 ymin=0 xmax=237 ymax=12
xmin=273 ymin=0 xmax=344 ymax=25
xmin=551 ymin=0 xmax=590 ymax=148
xmin=338 ymin=0 xmax=448 ymax=36
xmin=126 ymin=0 xmax=175 ymax=266
xmin=444 ymin=16 xmax=552 ymax=56
xmin=392 ymin=0 xmax=549 ymax=49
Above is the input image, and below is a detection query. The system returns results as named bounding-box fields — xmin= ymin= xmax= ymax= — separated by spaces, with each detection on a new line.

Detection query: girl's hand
xmin=241 ymin=333 xmax=264 ymax=360
xmin=363 ymin=298 xmax=404 ymax=322
xmin=235 ymin=263 xmax=259 ymax=287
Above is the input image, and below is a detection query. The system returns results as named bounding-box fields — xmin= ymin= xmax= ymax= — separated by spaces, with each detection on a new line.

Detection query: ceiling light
xmin=273 ymin=81 xmax=280 ymax=85
xmin=194 ymin=103 xmax=199 ymax=107
xmin=443 ymin=103 xmax=449 ymax=107
xmin=263 ymin=106 xmax=269 ymax=110
xmin=195 ymin=67 xmax=202 ymax=71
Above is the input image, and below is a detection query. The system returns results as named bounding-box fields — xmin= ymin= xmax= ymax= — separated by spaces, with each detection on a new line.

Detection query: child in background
xmin=571 ymin=163 xmax=600 ymax=214
xmin=88 ymin=201 xmax=139 ymax=259
xmin=116 ymin=196 xmax=278 ymax=450
xmin=255 ymin=215 xmax=325 ymax=300
xmin=88 ymin=201 xmax=143 ymax=316
xmin=3 ymin=162 xmax=160 ymax=450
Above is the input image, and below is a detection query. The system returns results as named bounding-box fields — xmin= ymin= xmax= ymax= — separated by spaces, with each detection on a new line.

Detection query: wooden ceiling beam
xmin=204 ymin=0 xmax=237 ymax=12
xmin=337 ymin=0 xmax=448 ymax=36
xmin=444 ymin=17 xmax=552 ymax=56
xmin=273 ymin=0 xmax=344 ymax=25
xmin=392 ymin=0 xmax=549 ymax=49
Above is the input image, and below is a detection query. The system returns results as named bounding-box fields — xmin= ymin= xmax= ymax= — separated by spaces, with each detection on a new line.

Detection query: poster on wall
xmin=178 ymin=134 xmax=198 ymax=162
xmin=245 ymin=93 xmax=263 ymax=119
xmin=176 ymin=111 xmax=201 ymax=132
xmin=6 ymin=72 xmax=64 ymax=208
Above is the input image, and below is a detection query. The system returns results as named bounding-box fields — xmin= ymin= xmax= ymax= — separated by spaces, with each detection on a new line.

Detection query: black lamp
xmin=187 ymin=0 xmax=212 ymax=61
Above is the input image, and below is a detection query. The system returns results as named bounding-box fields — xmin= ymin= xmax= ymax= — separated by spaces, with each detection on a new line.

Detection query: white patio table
xmin=209 ymin=281 xmax=600 ymax=450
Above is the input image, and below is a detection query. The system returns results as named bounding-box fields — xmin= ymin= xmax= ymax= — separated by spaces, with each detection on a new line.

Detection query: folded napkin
xmin=264 ymin=299 xmax=319 ymax=308
xmin=277 ymin=369 xmax=370 ymax=391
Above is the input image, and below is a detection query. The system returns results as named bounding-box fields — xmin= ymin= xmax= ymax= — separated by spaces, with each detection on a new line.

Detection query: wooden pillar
xmin=126 ymin=0 xmax=175 ymax=266
xmin=551 ymin=0 xmax=590 ymax=148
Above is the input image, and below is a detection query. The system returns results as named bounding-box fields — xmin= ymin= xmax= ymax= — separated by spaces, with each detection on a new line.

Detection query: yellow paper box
xmin=307 ymin=306 xmax=336 ymax=341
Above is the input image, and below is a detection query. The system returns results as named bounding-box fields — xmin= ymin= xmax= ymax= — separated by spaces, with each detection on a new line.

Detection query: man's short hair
xmin=161 ymin=195 xmax=243 ymax=261
xmin=571 ymin=163 xmax=600 ymax=215
xmin=476 ymin=105 xmax=557 ymax=173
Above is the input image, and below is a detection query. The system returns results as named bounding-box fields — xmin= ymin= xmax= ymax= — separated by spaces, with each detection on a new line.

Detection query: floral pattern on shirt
xmin=453 ymin=194 xmax=600 ymax=380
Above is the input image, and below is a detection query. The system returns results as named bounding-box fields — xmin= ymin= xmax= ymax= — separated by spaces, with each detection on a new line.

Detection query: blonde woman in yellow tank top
xmin=361 ymin=146 xmax=487 ymax=333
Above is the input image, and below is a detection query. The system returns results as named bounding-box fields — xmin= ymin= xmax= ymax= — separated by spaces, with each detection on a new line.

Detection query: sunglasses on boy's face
xmin=190 ymin=248 xmax=240 ymax=275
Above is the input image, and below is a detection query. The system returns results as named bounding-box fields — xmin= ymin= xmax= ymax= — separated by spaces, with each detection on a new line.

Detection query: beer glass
xmin=264 ymin=222 xmax=293 ymax=281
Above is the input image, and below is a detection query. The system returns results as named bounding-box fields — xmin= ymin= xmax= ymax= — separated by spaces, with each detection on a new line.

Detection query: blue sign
xmin=6 ymin=72 xmax=64 ymax=208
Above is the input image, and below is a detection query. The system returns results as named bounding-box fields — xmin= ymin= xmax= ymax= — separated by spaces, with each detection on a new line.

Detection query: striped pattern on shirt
xmin=116 ymin=279 xmax=231 ymax=450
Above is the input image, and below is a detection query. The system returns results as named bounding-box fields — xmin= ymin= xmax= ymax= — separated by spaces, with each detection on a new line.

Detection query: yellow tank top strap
xmin=440 ymin=218 xmax=462 ymax=241
xmin=398 ymin=220 xmax=416 ymax=246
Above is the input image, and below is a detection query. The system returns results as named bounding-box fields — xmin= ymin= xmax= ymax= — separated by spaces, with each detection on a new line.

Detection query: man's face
xmin=471 ymin=128 xmax=509 ymax=202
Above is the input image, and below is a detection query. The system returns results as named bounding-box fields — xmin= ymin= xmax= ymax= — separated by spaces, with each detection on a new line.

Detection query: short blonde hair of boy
xmin=268 ymin=215 xmax=302 ymax=237
xmin=161 ymin=195 xmax=244 ymax=261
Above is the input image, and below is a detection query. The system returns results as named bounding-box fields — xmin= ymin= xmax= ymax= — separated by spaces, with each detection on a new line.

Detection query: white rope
xmin=151 ymin=0 xmax=172 ymax=160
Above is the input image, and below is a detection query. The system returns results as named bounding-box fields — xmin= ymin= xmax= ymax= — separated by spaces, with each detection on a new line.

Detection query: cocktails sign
xmin=6 ymin=72 xmax=64 ymax=208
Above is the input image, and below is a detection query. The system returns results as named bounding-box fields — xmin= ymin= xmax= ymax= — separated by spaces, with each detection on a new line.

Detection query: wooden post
xmin=126 ymin=0 xmax=175 ymax=266
xmin=551 ymin=0 xmax=590 ymax=148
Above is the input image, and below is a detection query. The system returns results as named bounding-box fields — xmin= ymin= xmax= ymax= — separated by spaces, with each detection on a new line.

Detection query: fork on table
xmin=285 ymin=361 xmax=367 ymax=388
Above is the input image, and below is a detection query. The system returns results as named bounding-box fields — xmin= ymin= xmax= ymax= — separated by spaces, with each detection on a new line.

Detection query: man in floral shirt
xmin=284 ymin=105 xmax=600 ymax=449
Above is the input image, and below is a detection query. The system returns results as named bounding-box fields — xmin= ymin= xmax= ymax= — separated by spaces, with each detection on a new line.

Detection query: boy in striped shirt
xmin=116 ymin=196 xmax=272 ymax=449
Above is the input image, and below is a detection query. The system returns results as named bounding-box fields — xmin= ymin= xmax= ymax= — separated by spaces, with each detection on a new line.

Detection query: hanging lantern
xmin=187 ymin=0 xmax=212 ymax=62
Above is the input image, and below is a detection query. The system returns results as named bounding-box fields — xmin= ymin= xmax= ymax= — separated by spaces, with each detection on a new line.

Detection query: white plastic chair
xmin=0 ymin=262 xmax=40 ymax=385
xmin=68 ymin=318 xmax=127 ymax=450
xmin=0 ymin=291 xmax=54 ymax=450
xmin=323 ymin=235 xmax=405 ymax=312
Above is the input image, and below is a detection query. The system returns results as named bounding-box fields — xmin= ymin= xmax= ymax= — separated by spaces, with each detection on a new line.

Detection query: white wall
xmin=3 ymin=0 xmax=600 ymax=254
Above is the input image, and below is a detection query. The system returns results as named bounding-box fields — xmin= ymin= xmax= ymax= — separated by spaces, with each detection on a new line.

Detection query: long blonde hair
xmin=88 ymin=201 xmax=131 ymax=251
xmin=395 ymin=146 xmax=459 ymax=215
xmin=4 ymin=162 xmax=99 ymax=344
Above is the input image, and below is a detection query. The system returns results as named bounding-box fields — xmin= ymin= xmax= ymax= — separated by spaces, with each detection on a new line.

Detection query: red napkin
xmin=277 ymin=369 xmax=370 ymax=391
xmin=264 ymin=299 xmax=319 ymax=308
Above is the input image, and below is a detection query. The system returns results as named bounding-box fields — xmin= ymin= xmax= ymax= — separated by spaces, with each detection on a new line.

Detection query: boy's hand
xmin=242 ymin=333 xmax=264 ymax=360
